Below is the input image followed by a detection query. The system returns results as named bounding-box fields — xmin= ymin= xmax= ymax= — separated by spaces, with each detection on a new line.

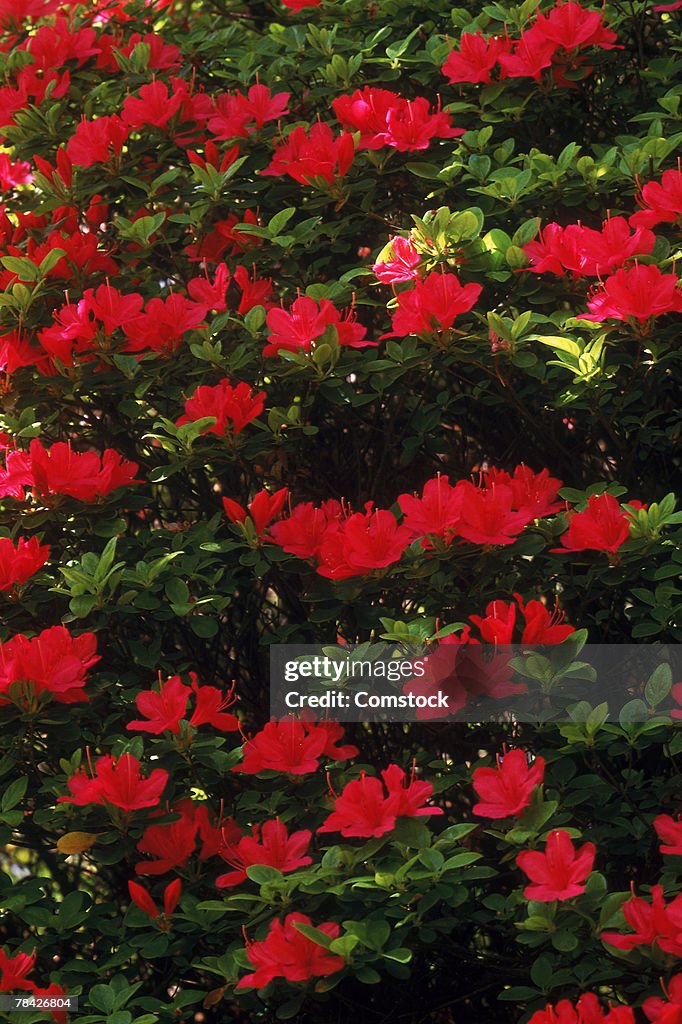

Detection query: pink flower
xmin=373 ymin=236 xmax=421 ymax=284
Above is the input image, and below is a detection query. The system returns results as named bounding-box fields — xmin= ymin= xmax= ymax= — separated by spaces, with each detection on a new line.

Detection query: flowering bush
xmin=0 ymin=0 xmax=681 ymax=1022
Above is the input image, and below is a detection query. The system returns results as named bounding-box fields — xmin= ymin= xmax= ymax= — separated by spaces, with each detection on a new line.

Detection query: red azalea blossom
xmin=315 ymin=505 xmax=413 ymax=580
xmin=529 ymin=994 xmax=634 ymax=1023
xmin=398 ymin=475 xmax=463 ymax=548
xmin=269 ymin=499 xmax=343 ymax=560
xmin=601 ymin=884 xmax=682 ymax=956
xmin=333 ymin=87 xmax=464 ymax=151
xmin=216 ymin=818 xmax=312 ymax=887
xmin=262 ymin=122 xmax=355 ymax=186
xmin=223 ymin=486 xmax=288 ymax=537
xmin=0 ymin=948 xmax=36 ymax=991
xmin=516 ymin=829 xmax=596 ymax=901
xmin=135 ymin=799 xmax=226 ymax=875
xmin=442 ymin=33 xmax=510 ymax=85
xmin=0 ymin=625 xmax=99 ymax=709
xmin=237 ymin=912 xmax=345 ymax=989
xmin=472 ymin=748 xmax=545 ymax=818
xmin=654 ymin=815 xmax=682 ymax=856
xmin=0 ymin=535 xmax=49 ymax=590
xmin=553 ymin=493 xmax=632 ymax=554
xmin=0 ymin=153 xmax=32 ymax=189
xmin=318 ymin=764 xmax=440 ymax=838
xmin=264 ymin=295 xmax=370 ymax=357
xmin=233 ymin=719 xmax=328 ymax=775
xmin=121 ymin=80 xmax=184 ymax=129
xmin=127 ymin=671 xmax=238 ymax=736
xmin=176 ymin=378 xmax=265 ymax=436
xmin=65 ymin=115 xmax=129 ymax=167
xmin=280 ymin=0 xmax=322 ymax=12
xmin=644 ymin=975 xmax=682 ymax=1022
xmin=372 ymin=236 xmax=421 ymax=284
xmin=385 ymin=271 xmax=482 ymax=337
xmin=631 ymin=167 xmax=682 ymax=228
xmin=128 ymin=878 xmax=181 ymax=919
xmin=29 ymin=439 xmax=141 ymax=502
xmin=454 ymin=481 xmax=532 ymax=546
xmin=582 ymin=264 xmax=682 ymax=324
xmin=59 ymin=752 xmax=169 ymax=811
xmin=523 ymin=217 xmax=656 ymax=277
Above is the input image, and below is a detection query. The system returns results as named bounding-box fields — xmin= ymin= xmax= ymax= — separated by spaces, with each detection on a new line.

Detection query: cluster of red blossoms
xmin=0 ymin=535 xmax=49 ymax=591
xmin=0 ymin=438 xmax=140 ymax=503
xmin=0 ymin=949 xmax=68 ymax=1024
xmin=126 ymin=672 xmax=239 ymax=737
xmin=176 ymin=378 xmax=265 ymax=437
xmin=264 ymin=295 xmax=372 ymax=357
xmin=442 ymin=2 xmax=618 ymax=87
xmin=0 ymin=625 xmax=98 ymax=710
xmin=263 ymin=466 xmax=641 ymax=580
xmin=331 ymin=87 xmax=464 ymax=152
xmin=528 ymin=994 xmax=634 ymax=1023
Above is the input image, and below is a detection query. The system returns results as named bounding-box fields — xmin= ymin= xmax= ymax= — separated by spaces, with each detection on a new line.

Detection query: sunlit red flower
xmin=237 ymin=913 xmax=344 ymax=989
xmin=553 ymin=493 xmax=631 ymax=554
xmin=176 ymin=378 xmax=265 ymax=436
xmin=262 ymin=122 xmax=355 ymax=186
xmin=59 ymin=752 xmax=168 ymax=811
xmin=385 ymin=271 xmax=482 ymax=337
xmin=216 ymin=819 xmax=312 ymax=887
xmin=654 ymin=815 xmax=682 ymax=856
xmin=516 ymin=829 xmax=595 ymax=901
xmin=0 ymin=536 xmax=49 ymax=591
xmin=472 ymin=748 xmax=545 ymax=818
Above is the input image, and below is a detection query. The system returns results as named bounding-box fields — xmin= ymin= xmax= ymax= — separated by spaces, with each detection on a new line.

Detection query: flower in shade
xmin=315 ymin=506 xmax=413 ymax=580
xmin=0 ymin=536 xmax=49 ymax=591
xmin=0 ymin=625 xmax=99 ymax=709
xmin=233 ymin=719 xmax=327 ymax=775
xmin=516 ymin=829 xmax=596 ymax=901
xmin=601 ymin=884 xmax=682 ymax=956
xmin=262 ymin=123 xmax=355 ymax=186
xmin=135 ymin=799 xmax=229 ymax=875
xmin=0 ymin=948 xmax=36 ymax=991
xmin=223 ymin=486 xmax=288 ymax=538
xmin=237 ymin=912 xmax=345 ymax=989
xmin=264 ymin=295 xmax=370 ymax=357
xmin=28 ymin=439 xmax=141 ymax=502
xmin=643 ymin=975 xmax=682 ymax=1023
xmin=269 ymin=499 xmax=342 ymax=560
xmin=128 ymin=878 xmax=182 ymax=920
xmin=454 ymin=481 xmax=531 ymax=546
xmin=318 ymin=764 xmax=439 ymax=839
xmin=176 ymin=378 xmax=265 ymax=436
xmin=398 ymin=475 xmax=463 ymax=548
xmin=59 ymin=752 xmax=168 ymax=811
xmin=216 ymin=819 xmax=313 ymax=887
xmin=472 ymin=748 xmax=545 ymax=818
xmin=442 ymin=33 xmax=509 ymax=85
xmin=552 ymin=493 xmax=631 ymax=555
xmin=654 ymin=815 xmax=682 ymax=856
xmin=529 ymin=994 xmax=634 ymax=1023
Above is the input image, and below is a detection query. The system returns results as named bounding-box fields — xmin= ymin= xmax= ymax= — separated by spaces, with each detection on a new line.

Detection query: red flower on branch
xmin=0 ymin=948 xmax=36 ymax=991
xmin=176 ymin=378 xmax=265 ymax=436
xmin=552 ymin=493 xmax=631 ymax=554
xmin=216 ymin=818 xmax=313 ymax=887
xmin=373 ymin=236 xmax=421 ymax=284
xmin=516 ymin=829 xmax=596 ymax=901
xmin=601 ymin=884 xmax=682 ymax=956
xmin=472 ymin=748 xmax=545 ymax=818
xmin=128 ymin=878 xmax=181 ymax=920
xmin=223 ymin=486 xmax=288 ymax=538
xmin=333 ymin=87 xmax=464 ymax=151
xmin=442 ymin=33 xmax=510 ymax=85
xmin=654 ymin=815 xmax=682 ymax=856
xmin=264 ymin=295 xmax=369 ymax=357
xmin=0 ymin=536 xmax=49 ymax=591
xmin=65 ymin=115 xmax=129 ymax=167
xmin=0 ymin=625 xmax=98 ymax=709
xmin=529 ymin=994 xmax=634 ymax=1023
xmin=29 ymin=439 xmax=141 ymax=502
xmin=582 ymin=264 xmax=682 ymax=324
xmin=630 ymin=167 xmax=682 ymax=229
xmin=644 ymin=975 xmax=682 ymax=1022
xmin=262 ymin=122 xmax=355 ymax=186
xmin=59 ymin=752 xmax=168 ymax=811
xmin=385 ymin=271 xmax=482 ymax=338
xmin=237 ymin=913 xmax=344 ymax=989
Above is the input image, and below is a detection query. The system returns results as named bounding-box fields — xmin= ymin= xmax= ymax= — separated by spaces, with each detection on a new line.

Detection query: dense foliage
xmin=0 ymin=0 xmax=681 ymax=1021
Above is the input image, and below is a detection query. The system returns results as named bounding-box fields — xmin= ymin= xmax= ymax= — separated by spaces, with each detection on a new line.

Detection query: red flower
xmin=442 ymin=33 xmax=509 ymax=85
xmin=654 ymin=815 xmax=682 ymax=856
xmin=233 ymin=719 xmax=328 ymax=775
xmin=128 ymin=878 xmax=181 ymax=919
xmin=316 ymin=506 xmax=412 ymax=580
xmin=532 ymin=2 xmax=619 ymax=52
xmin=472 ymin=748 xmax=545 ymax=818
xmin=264 ymin=295 xmax=369 ymax=357
xmin=0 ymin=948 xmax=36 ymax=991
xmin=59 ymin=752 xmax=168 ymax=811
xmin=398 ymin=475 xmax=463 ymax=547
xmin=29 ymin=439 xmax=141 ymax=502
xmin=385 ymin=271 xmax=482 ymax=337
xmin=583 ymin=264 xmax=682 ymax=324
xmin=381 ymin=764 xmax=443 ymax=818
xmin=127 ymin=672 xmax=238 ymax=736
xmin=455 ymin=481 xmax=531 ymax=546
xmin=208 ymin=84 xmax=289 ymax=138
xmin=0 ymin=535 xmax=49 ymax=590
xmin=223 ymin=486 xmax=288 ymax=537
xmin=122 ymin=294 xmax=207 ymax=356
xmin=0 ymin=625 xmax=98 ymax=709
xmin=601 ymin=884 xmax=682 ymax=956
xmin=187 ymin=263 xmax=231 ymax=312
xmin=0 ymin=448 xmax=32 ymax=500
xmin=122 ymin=80 xmax=184 ymax=129
xmin=516 ymin=829 xmax=596 ymax=901
xmin=237 ymin=912 xmax=344 ymax=990
xmin=216 ymin=819 xmax=312 ymax=887
xmin=84 ymin=284 xmax=144 ymax=335
xmin=523 ymin=218 xmax=655 ymax=277
xmin=262 ymin=122 xmax=355 ymax=186
xmin=269 ymin=499 xmax=342 ymax=560
xmin=317 ymin=772 xmax=400 ymax=838
xmin=234 ymin=264 xmax=274 ymax=313
xmin=177 ymin=378 xmax=265 ymax=436
xmin=333 ymin=87 xmax=463 ymax=151
xmin=498 ymin=27 xmax=557 ymax=80
xmin=529 ymin=994 xmax=634 ymax=1023
xmin=0 ymin=153 xmax=32 ymax=190
xmin=280 ymin=0 xmax=322 ymax=12
xmin=135 ymin=799 xmax=227 ymax=875
xmin=631 ymin=168 xmax=682 ymax=229
xmin=486 ymin=464 xmax=564 ymax=519
xmin=65 ymin=115 xmax=129 ymax=166
xmin=373 ymin=236 xmax=421 ymax=284
xmin=553 ymin=493 xmax=631 ymax=555
xmin=644 ymin=975 xmax=682 ymax=1022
